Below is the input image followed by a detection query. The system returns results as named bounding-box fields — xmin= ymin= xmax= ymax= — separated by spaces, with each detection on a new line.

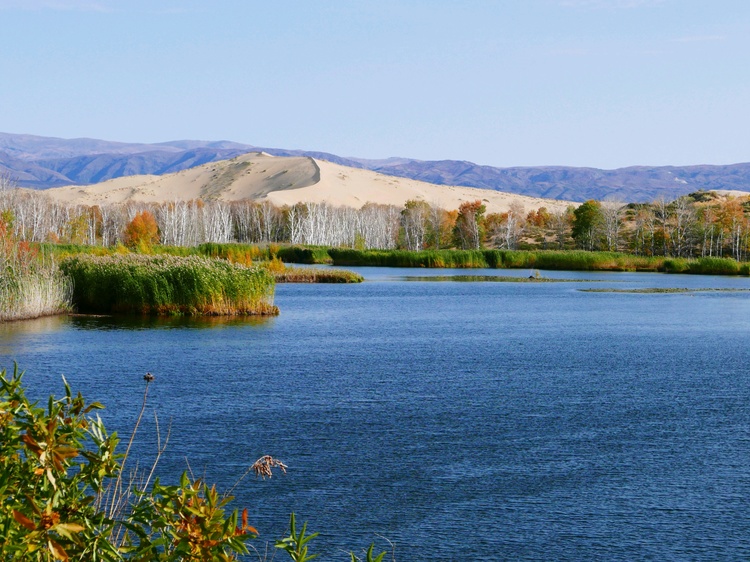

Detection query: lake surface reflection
xmin=2 ymin=267 xmax=750 ymax=560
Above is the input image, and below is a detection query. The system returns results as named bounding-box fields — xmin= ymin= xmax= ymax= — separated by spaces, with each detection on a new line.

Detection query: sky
xmin=0 ymin=0 xmax=748 ymax=169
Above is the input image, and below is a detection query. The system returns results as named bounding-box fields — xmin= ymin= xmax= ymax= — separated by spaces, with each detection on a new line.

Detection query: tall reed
xmin=275 ymin=267 xmax=364 ymax=283
xmin=291 ymin=246 xmax=749 ymax=276
xmin=1 ymin=228 xmax=73 ymax=322
xmin=61 ymin=254 xmax=278 ymax=316
xmin=0 ymin=259 xmax=73 ymax=321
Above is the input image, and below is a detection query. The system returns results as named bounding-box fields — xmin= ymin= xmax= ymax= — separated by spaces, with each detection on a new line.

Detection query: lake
xmin=2 ymin=267 xmax=750 ymax=560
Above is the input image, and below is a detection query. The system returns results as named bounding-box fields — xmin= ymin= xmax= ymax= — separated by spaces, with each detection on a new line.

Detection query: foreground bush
xmin=0 ymin=366 xmax=389 ymax=561
xmin=61 ymin=254 xmax=279 ymax=316
xmin=0 ymin=365 xmax=271 ymax=560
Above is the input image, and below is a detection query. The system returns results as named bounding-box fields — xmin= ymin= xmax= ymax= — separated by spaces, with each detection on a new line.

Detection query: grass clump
xmin=61 ymin=254 xmax=278 ymax=316
xmin=275 ymin=267 xmax=364 ymax=283
xmin=684 ymin=257 xmax=742 ymax=275
xmin=402 ymin=275 xmax=587 ymax=282
xmin=581 ymin=287 xmax=750 ymax=293
xmin=327 ymin=248 xmax=491 ymax=268
xmin=0 ymin=261 xmax=73 ymax=322
xmin=1 ymin=224 xmax=73 ymax=322
xmin=275 ymin=246 xmax=333 ymax=264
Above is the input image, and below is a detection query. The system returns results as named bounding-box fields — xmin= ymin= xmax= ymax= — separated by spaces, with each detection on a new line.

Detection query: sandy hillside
xmin=42 ymin=152 xmax=575 ymax=214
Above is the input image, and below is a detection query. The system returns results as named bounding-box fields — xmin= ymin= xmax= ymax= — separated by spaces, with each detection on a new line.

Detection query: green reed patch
xmin=275 ymin=267 xmax=363 ymax=283
xmin=60 ymin=254 xmax=278 ymax=316
xmin=327 ymin=248 xmax=491 ymax=268
xmin=275 ymin=246 xmax=333 ymax=264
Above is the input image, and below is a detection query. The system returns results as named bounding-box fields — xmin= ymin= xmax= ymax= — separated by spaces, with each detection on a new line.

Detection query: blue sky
xmin=0 ymin=0 xmax=748 ymax=169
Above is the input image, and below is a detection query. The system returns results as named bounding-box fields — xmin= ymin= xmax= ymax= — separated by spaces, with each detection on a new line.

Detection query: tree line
xmin=2 ymin=180 xmax=750 ymax=260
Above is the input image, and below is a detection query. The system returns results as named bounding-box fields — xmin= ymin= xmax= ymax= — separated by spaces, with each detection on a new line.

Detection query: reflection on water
xmin=0 ymin=313 xmax=276 ymax=336
xmin=0 ymin=315 xmax=69 ymax=349
xmin=66 ymin=313 xmax=276 ymax=331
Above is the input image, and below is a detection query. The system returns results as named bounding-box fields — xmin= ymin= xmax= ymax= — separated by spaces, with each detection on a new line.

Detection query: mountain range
xmin=1 ymin=132 xmax=749 ymax=202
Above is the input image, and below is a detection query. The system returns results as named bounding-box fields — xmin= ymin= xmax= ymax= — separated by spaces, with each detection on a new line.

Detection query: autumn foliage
xmin=123 ymin=210 xmax=160 ymax=250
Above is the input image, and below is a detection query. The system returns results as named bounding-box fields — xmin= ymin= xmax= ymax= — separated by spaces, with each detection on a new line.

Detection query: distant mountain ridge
xmin=1 ymin=132 xmax=748 ymax=202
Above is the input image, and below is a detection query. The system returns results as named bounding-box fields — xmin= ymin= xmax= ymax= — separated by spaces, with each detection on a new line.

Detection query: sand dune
xmin=43 ymin=152 xmax=575 ymax=214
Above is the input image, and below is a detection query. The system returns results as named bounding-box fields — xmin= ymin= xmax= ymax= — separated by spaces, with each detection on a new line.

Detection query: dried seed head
xmin=251 ymin=455 xmax=287 ymax=479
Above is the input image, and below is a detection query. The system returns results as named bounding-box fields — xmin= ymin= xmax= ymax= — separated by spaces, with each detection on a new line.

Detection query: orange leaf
xmin=48 ymin=538 xmax=69 ymax=562
xmin=13 ymin=510 xmax=36 ymax=531
xmin=21 ymin=433 xmax=42 ymax=456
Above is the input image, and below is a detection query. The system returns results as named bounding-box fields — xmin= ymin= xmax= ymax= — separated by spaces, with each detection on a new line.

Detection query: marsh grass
xmin=60 ymin=254 xmax=278 ymax=316
xmin=0 ymin=260 xmax=73 ymax=321
xmin=580 ymin=287 xmax=750 ymax=293
xmin=275 ymin=246 xmax=334 ymax=264
xmin=275 ymin=267 xmax=364 ymax=283
xmin=1 ymin=233 xmax=73 ymax=322
xmin=299 ymin=247 xmax=750 ymax=276
xmin=402 ymin=275 xmax=589 ymax=282
xmin=327 ymin=248 xmax=490 ymax=268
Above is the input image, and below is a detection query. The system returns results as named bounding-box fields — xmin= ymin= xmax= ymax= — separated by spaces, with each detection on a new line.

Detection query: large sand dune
xmin=43 ymin=152 xmax=575 ymax=213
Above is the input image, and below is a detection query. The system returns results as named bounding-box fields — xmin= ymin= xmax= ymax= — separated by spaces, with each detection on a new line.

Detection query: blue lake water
xmin=2 ymin=267 xmax=750 ymax=560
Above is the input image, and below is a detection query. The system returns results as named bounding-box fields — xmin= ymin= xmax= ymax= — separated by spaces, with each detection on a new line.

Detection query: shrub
xmin=0 ymin=366 xmax=391 ymax=561
xmin=0 ymin=365 xmax=271 ymax=561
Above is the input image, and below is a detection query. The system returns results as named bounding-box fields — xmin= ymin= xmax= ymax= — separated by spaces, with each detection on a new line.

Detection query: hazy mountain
xmin=1 ymin=132 xmax=749 ymax=202
xmin=352 ymin=159 xmax=750 ymax=202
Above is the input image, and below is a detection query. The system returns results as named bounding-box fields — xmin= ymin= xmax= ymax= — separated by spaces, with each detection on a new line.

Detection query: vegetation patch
xmin=282 ymin=246 xmax=750 ymax=276
xmin=1 ymin=220 xmax=73 ymax=322
xmin=0 ymin=366 xmax=388 ymax=561
xmin=275 ymin=245 xmax=333 ymax=265
xmin=0 ymin=264 xmax=73 ymax=322
xmin=60 ymin=254 xmax=278 ymax=316
xmin=275 ymin=267 xmax=363 ymax=283
xmin=579 ymin=287 xmax=750 ymax=293
xmin=402 ymin=275 xmax=589 ymax=283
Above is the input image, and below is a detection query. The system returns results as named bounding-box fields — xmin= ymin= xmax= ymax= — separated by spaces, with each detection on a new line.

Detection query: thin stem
xmin=108 ymin=379 xmax=150 ymax=519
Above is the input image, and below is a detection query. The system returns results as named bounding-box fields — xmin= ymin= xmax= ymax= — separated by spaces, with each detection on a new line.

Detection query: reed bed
xmin=275 ymin=246 xmax=334 ymax=264
xmin=327 ymin=248 xmax=491 ymax=268
xmin=0 ymin=261 xmax=73 ymax=321
xmin=60 ymin=254 xmax=278 ymax=316
xmin=275 ymin=267 xmax=364 ymax=283
xmin=313 ymin=247 xmax=748 ymax=275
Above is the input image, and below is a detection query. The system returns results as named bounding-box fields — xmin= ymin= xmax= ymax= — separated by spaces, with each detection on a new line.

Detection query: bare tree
xmin=601 ymin=199 xmax=624 ymax=252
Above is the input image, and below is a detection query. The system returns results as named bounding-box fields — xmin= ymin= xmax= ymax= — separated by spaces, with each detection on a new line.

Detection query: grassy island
xmin=274 ymin=246 xmax=750 ymax=276
xmin=61 ymin=254 xmax=278 ymax=316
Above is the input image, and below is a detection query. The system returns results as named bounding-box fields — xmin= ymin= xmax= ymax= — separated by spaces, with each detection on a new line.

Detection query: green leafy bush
xmin=0 ymin=366 xmax=393 ymax=561
xmin=0 ymin=365 xmax=269 ymax=560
